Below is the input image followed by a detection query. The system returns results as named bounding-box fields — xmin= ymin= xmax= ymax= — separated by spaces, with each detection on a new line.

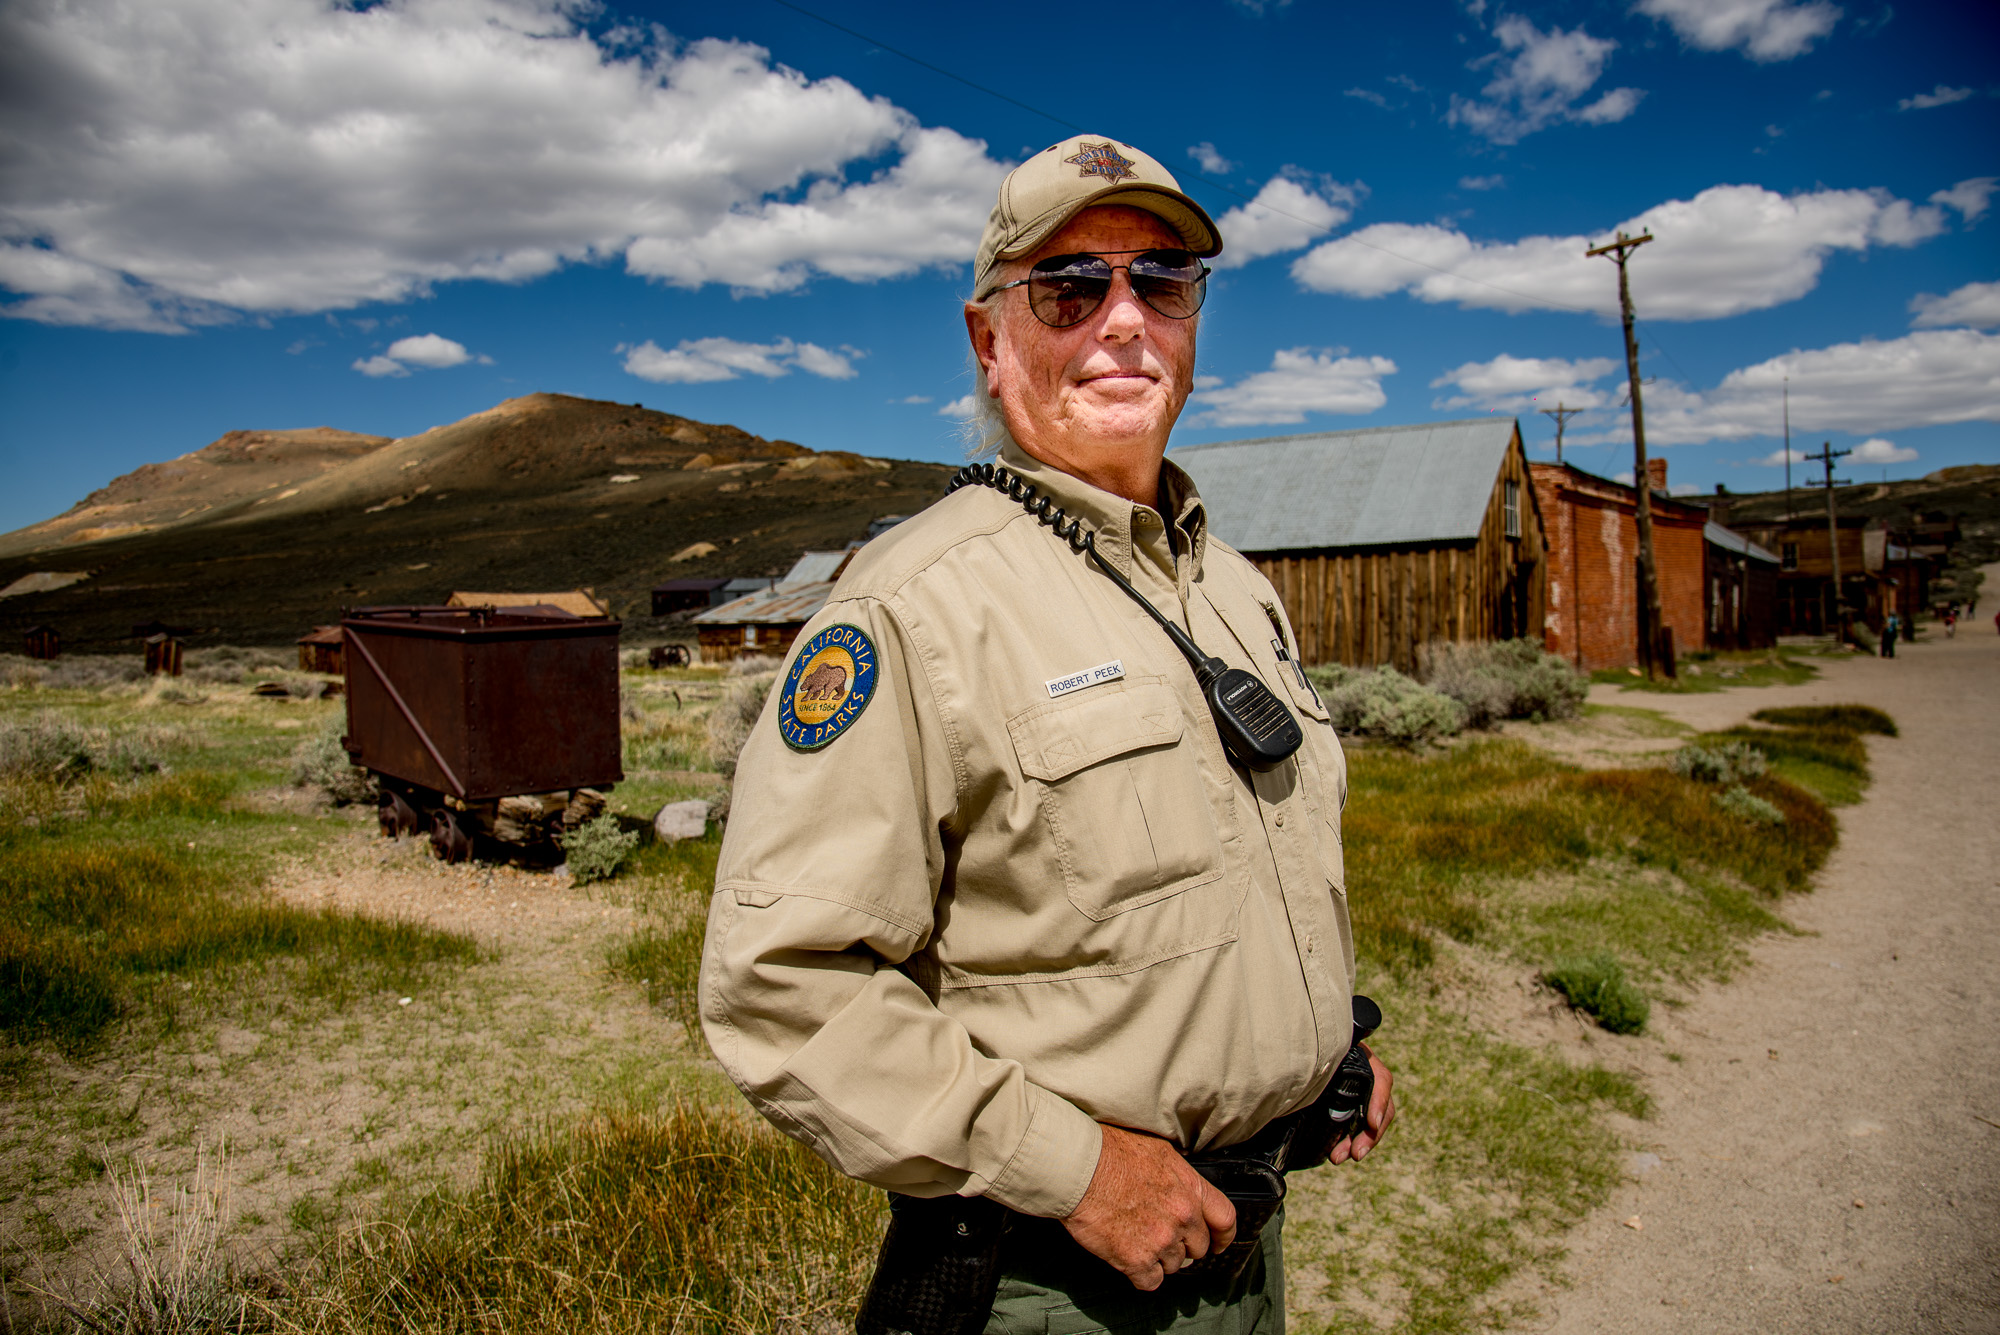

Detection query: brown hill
xmin=0 ymin=393 xmax=952 ymax=650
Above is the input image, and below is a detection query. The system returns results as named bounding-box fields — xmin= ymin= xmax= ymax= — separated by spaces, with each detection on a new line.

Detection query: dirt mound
xmin=0 ymin=394 xmax=950 ymax=648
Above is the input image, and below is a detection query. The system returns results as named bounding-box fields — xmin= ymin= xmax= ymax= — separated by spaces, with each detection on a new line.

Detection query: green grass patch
xmin=1343 ymin=741 xmax=1836 ymax=972
xmin=608 ymin=919 xmax=707 ymax=1046
xmin=1592 ymin=651 xmax=1817 ymax=694
xmin=1579 ymin=704 xmax=1692 ymax=737
xmin=1540 ymin=955 xmax=1651 ymax=1034
xmin=307 ymin=1101 xmax=885 ymax=1334
xmin=1751 ymin=704 xmax=1898 ymax=737
xmin=0 ymin=839 xmax=477 ymax=1053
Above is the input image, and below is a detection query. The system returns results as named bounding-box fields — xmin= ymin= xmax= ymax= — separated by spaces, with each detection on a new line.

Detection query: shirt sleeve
xmin=699 ymin=594 xmax=1105 ymax=1218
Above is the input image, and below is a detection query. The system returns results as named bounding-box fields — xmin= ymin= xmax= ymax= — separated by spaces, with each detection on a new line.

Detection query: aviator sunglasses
xmin=988 ymin=248 xmax=1210 ymax=328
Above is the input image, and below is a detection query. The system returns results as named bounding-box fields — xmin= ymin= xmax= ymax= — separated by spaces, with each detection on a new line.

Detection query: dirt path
xmin=1535 ymin=603 xmax=2000 ymax=1333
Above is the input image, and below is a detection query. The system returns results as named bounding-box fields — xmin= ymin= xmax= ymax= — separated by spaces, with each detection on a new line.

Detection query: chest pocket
xmin=1008 ymin=679 xmax=1226 ymax=920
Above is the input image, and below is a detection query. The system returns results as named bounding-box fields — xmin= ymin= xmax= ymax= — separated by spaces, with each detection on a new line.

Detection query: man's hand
xmin=1328 ymin=1045 xmax=1396 ymax=1165
xmin=1062 ymin=1124 xmax=1236 ymax=1291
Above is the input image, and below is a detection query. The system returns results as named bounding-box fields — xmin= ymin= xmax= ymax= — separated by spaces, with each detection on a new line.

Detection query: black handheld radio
xmin=946 ymin=463 xmax=1302 ymax=771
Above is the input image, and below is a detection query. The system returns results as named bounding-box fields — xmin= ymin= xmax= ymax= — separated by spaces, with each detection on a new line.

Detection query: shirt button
xmin=1274 ymin=811 xmax=1286 ymax=827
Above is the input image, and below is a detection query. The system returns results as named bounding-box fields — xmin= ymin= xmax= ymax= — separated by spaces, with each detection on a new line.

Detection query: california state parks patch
xmin=777 ymin=624 xmax=878 ymax=752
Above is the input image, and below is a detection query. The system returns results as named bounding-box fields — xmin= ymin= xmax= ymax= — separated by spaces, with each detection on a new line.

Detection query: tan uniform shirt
xmin=701 ymin=441 xmax=1354 ymax=1221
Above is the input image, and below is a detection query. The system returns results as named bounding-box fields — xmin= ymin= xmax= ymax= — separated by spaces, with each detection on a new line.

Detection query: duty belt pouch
xmin=855 ymin=1192 xmax=1007 ymax=1335
xmin=1186 ymin=1158 xmax=1285 ymax=1284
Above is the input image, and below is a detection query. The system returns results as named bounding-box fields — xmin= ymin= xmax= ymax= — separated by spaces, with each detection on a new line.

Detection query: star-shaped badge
xmin=1064 ymin=142 xmax=1138 ymax=183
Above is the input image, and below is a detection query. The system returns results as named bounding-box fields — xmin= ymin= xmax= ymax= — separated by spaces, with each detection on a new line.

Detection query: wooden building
xmin=1168 ymin=419 xmax=1547 ymax=672
xmin=650 ymin=578 xmax=731 ymax=617
xmin=1529 ymin=459 xmax=1709 ymax=671
xmin=1702 ymin=523 xmax=1780 ymax=651
xmin=23 ymin=625 xmax=60 ymax=661
xmin=1720 ymin=515 xmax=1912 ymax=636
xmin=689 ymin=551 xmax=856 ymax=664
xmin=297 ymin=625 xmax=345 ymax=674
xmin=446 ymin=589 xmax=609 ymax=618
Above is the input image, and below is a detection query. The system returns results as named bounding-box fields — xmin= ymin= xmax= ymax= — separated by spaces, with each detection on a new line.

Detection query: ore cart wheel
xmin=431 ymin=808 xmax=477 ymax=864
xmin=379 ymin=788 xmax=422 ymax=839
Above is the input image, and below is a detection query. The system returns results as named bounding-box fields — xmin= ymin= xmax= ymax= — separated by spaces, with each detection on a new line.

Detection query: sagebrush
xmin=562 ymin=814 xmax=641 ymax=885
xmin=1306 ymin=665 xmax=1467 ymax=746
xmin=1419 ymin=637 xmax=1588 ymax=727
xmin=290 ymin=713 xmax=376 ymax=805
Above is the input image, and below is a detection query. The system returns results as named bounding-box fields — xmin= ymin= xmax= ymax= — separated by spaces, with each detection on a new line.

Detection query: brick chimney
xmin=1646 ymin=457 xmax=1667 ymax=493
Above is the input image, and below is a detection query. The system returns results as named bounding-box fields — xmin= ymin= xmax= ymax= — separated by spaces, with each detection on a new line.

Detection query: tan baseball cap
xmin=973 ymin=134 xmax=1223 ymax=299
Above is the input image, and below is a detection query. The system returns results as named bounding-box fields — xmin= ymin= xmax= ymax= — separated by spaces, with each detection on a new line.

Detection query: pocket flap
xmin=1008 ymin=679 xmax=1186 ymax=782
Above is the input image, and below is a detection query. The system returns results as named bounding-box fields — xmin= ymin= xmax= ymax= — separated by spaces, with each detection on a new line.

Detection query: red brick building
xmin=1531 ymin=458 xmax=1708 ymax=671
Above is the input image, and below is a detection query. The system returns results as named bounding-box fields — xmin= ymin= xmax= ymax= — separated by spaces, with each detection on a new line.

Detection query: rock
xmin=654 ymin=799 xmax=712 ymax=843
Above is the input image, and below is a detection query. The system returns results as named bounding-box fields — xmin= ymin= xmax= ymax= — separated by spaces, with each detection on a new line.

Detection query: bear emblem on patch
xmin=777 ymin=624 xmax=878 ymax=752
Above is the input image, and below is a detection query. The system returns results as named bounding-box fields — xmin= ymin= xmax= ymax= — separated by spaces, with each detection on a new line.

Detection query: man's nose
xmin=1097 ymin=270 xmax=1149 ymax=343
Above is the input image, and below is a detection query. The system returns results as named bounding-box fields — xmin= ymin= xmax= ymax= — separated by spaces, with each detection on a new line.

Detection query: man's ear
xmin=964 ymin=302 xmax=1001 ymax=395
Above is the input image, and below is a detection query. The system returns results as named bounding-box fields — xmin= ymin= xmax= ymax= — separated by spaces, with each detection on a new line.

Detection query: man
xmin=702 ymin=134 xmax=1394 ymax=1331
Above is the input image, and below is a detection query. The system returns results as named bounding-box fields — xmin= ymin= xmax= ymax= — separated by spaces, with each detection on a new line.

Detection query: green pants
xmin=984 ymin=1209 xmax=1284 ymax=1335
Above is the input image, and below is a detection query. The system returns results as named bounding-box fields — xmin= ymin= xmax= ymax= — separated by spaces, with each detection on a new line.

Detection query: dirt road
xmin=1538 ymin=606 xmax=2000 ymax=1333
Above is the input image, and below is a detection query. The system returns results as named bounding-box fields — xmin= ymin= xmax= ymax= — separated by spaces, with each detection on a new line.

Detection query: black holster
xmin=854 ymin=1192 xmax=1008 ymax=1335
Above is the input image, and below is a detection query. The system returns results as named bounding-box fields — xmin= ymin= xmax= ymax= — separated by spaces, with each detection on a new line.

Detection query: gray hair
xmin=958 ymin=290 xmax=1009 ymax=460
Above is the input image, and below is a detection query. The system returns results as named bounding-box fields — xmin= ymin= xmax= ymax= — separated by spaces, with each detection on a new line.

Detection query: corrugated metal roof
xmin=778 ymin=551 xmax=850 ymax=589
xmin=1167 ymin=419 xmax=1517 ymax=552
xmin=653 ymin=577 xmax=731 ymax=593
xmin=1703 ymin=522 xmax=1779 ymax=564
xmin=691 ymin=582 xmax=835 ymax=626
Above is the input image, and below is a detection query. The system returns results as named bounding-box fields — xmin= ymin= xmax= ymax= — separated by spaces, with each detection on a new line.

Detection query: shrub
xmin=0 ymin=712 xmax=164 ymax=783
xmin=562 ymin=814 xmax=641 ymax=885
xmin=1751 ymin=704 xmax=1897 ymax=737
xmin=1670 ymin=740 xmax=1768 ymax=785
xmin=290 ymin=713 xmax=376 ymax=805
xmin=1715 ymin=784 xmax=1785 ymax=825
xmin=182 ymin=645 xmax=291 ymax=686
xmin=1542 ymin=954 xmax=1650 ymax=1034
xmin=17 ymin=654 xmax=150 ymax=691
xmin=1309 ymin=665 xmax=1468 ymax=747
xmin=1419 ymin=638 xmax=1588 ymax=727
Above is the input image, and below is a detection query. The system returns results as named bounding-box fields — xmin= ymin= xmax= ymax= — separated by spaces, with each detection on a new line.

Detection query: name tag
xmin=1046 ymin=658 xmax=1125 ymax=698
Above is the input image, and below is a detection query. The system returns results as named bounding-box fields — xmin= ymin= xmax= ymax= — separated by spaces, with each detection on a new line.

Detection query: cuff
xmin=981 ymin=1084 xmax=1104 ymax=1219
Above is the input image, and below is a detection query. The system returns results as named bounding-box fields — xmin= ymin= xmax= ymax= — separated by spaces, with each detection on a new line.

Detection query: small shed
xmin=1703 ymin=523 xmax=1780 ymax=651
xmin=297 ymin=625 xmax=345 ymax=674
xmin=690 ymin=551 xmax=856 ymax=664
xmin=23 ymin=625 xmax=61 ymax=661
xmin=650 ymin=578 xmax=732 ymax=617
xmin=448 ymin=589 xmax=608 ymax=618
xmin=144 ymin=633 xmax=184 ymax=677
xmin=1168 ymin=419 xmax=1547 ymax=671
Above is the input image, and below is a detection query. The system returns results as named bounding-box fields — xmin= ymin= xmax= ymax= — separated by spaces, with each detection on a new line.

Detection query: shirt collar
xmin=994 ymin=439 xmax=1209 ymax=582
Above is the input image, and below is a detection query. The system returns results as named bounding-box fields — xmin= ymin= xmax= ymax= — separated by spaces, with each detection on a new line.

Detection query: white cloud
xmin=1459 ymin=175 xmax=1507 ymax=191
xmin=1756 ymin=447 xmax=1809 ymax=466
xmin=621 ymin=336 xmax=860 ymax=384
xmin=1634 ymin=0 xmax=1841 ymax=62
xmin=1186 ymin=349 xmax=1398 ymax=427
xmin=938 ymin=394 xmax=978 ymax=418
xmin=893 ymin=394 xmax=933 ymax=405
xmin=1188 ymin=143 xmax=1233 ymax=174
xmin=1291 ymin=183 xmax=1953 ymax=320
xmin=1344 ymin=88 xmax=1391 ymax=108
xmin=0 ymin=0 xmax=1010 ymax=331
xmin=1211 ymin=177 xmax=1361 ymax=270
xmin=384 ymin=333 xmax=471 ymax=369
xmin=1591 ymin=330 xmax=2000 ymax=444
xmin=1447 ymin=17 xmax=1643 ymax=144
xmin=1931 ymin=177 xmax=1997 ymax=223
xmin=353 ymin=355 xmax=409 ymax=378
xmin=1911 ymin=281 xmax=2000 ymax=329
xmin=1850 ymin=437 xmax=1918 ymax=464
xmin=1900 ymin=85 xmax=1975 ymax=111
xmin=1431 ymin=354 xmax=1620 ymax=412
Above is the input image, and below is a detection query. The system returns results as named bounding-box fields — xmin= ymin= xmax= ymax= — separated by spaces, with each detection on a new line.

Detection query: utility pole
xmin=1803 ymin=441 xmax=1851 ymax=641
xmin=1586 ymin=229 xmax=1667 ymax=678
xmin=1541 ymin=402 xmax=1583 ymax=465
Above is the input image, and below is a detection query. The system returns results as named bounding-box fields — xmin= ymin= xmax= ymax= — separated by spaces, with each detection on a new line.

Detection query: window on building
xmin=1781 ymin=542 xmax=1798 ymax=571
xmin=1503 ymin=480 xmax=1521 ymax=539
xmin=742 ymin=625 xmax=756 ymax=646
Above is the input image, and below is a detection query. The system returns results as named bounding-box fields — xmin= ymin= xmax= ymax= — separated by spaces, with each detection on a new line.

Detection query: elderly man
xmin=702 ymin=134 xmax=1393 ymax=1332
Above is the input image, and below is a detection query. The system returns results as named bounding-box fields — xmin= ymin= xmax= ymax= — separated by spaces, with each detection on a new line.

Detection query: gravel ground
xmin=1533 ymin=588 xmax=2000 ymax=1334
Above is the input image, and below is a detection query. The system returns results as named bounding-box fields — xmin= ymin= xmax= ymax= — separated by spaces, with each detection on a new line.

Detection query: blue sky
xmin=1 ymin=0 xmax=1995 ymax=533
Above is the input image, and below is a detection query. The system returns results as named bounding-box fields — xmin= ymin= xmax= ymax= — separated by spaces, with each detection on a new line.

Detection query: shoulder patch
xmin=777 ymin=624 xmax=879 ymax=752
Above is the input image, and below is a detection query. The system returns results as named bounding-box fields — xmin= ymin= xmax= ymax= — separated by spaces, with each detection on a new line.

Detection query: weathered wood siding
xmin=1246 ymin=427 xmax=1546 ymax=671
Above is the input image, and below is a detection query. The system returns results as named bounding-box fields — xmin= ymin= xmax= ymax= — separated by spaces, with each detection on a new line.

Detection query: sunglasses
xmin=988 ymin=248 xmax=1210 ymax=328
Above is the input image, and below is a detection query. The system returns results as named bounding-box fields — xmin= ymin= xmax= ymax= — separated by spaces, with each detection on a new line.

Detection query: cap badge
xmin=1064 ymin=142 xmax=1138 ymax=183
xmin=777 ymin=623 xmax=878 ymax=752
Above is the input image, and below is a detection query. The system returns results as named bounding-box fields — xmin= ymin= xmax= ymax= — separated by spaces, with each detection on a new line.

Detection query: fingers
xmin=1334 ymin=1049 xmax=1397 ymax=1164
xmin=1199 ymin=1175 xmax=1238 ymax=1252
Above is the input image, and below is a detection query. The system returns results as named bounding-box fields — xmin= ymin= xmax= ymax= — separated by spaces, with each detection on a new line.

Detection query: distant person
xmin=1882 ymin=612 xmax=1898 ymax=658
xmin=1945 ymin=605 xmax=1958 ymax=638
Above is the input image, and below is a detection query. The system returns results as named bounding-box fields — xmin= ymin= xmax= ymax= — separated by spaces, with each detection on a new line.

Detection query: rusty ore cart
xmin=341 ymin=605 xmax=623 ymax=862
